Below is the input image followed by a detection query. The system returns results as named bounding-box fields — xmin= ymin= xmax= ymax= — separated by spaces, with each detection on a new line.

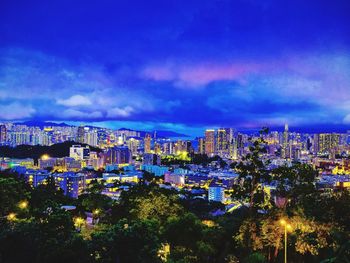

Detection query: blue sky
xmin=0 ymin=0 xmax=350 ymax=136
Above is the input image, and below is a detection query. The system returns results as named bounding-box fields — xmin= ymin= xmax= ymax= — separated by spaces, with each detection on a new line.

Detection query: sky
xmin=0 ymin=0 xmax=350 ymax=136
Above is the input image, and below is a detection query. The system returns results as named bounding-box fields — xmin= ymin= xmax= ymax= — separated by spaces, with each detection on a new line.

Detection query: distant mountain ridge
xmin=15 ymin=121 xmax=71 ymax=128
xmin=14 ymin=121 xmax=190 ymax=138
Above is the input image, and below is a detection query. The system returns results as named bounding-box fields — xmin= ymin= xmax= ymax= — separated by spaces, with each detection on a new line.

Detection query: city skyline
xmin=1 ymin=0 xmax=350 ymax=136
xmin=1 ymin=2 xmax=350 ymax=261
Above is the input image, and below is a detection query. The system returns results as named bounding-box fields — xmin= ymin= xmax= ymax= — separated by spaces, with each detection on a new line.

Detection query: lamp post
xmin=18 ymin=200 xmax=28 ymax=210
xmin=7 ymin=213 xmax=16 ymax=221
xmin=280 ymin=219 xmax=292 ymax=263
xmin=74 ymin=217 xmax=85 ymax=231
xmin=93 ymin=209 xmax=100 ymax=225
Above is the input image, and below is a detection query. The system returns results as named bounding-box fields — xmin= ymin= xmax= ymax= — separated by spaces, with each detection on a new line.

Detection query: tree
xmin=231 ymin=128 xmax=271 ymax=213
xmin=0 ymin=220 xmax=39 ymax=263
xmin=113 ymin=184 xmax=183 ymax=225
xmin=77 ymin=179 xmax=113 ymax=223
xmin=163 ymin=213 xmax=221 ymax=263
xmin=89 ymin=219 xmax=162 ymax=263
xmin=30 ymin=176 xmax=69 ymax=217
xmin=235 ymin=211 xmax=338 ymax=262
xmin=0 ymin=174 xmax=30 ymax=216
xmin=271 ymin=162 xmax=317 ymax=210
xmin=0 ymin=207 xmax=90 ymax=263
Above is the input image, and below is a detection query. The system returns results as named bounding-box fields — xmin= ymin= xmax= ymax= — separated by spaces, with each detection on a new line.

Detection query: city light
xmin=18 ymin=200 xmax=28 ymax=209
xmin=74 ymin=217 xmax=85 ymax=230
xmin=1 ymin=0 xmax=349 ymax=261
xmin=7 ymin=213 xmax=16 ymax=221
xmin=158 ymin=243 xmax=170 ymax=262
xmin=41 ymin=154 xmax=50 ymax=160
xmin=280 ymin=219 xmax=293 ymax=263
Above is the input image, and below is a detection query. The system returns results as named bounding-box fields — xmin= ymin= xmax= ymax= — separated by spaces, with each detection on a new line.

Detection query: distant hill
xmin=155 ymin=130 xmax=190 ymax=138
xmin=15 ymin=121 xmax=71 ymax=128
xmin=13 ymin=121 xmax=190 ymax=138
xmin=0 ymin=141 xmax=101 ymax=161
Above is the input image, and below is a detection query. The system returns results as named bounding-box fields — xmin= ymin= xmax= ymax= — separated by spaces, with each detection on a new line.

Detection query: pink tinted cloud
xmin=142 ymin=62 xmax=269 ymax=88
xmin=142 ymin=66 xmax=174 ymax=81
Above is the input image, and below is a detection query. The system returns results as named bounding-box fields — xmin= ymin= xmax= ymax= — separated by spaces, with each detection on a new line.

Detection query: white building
xmin=208 ymin=181 xmax=225 ymax=203
xmin=70 ymin=145 xmax=90 ymax=160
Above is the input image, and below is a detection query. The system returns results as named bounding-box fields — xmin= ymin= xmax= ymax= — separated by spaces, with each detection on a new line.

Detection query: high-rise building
xmin=198 ymin=138 xmax=205 ymax=154
xmin=127 ymin=138 xmax=141 ymax=156
xmin=103 ymin=146 xmax=131 ymax=165
xmin=205 ymin=129 xmax=215 ymax=155
xmin=154 ymin=142 xmax=162 ymax=154
xmin=0 ymin=125 xmax=7 ymax=144
xmin=84 ymin=129 xmax=98 ymax=147
xmin=232 ymin=137 xmax=238 ymax=159
xmin=317 ymin=133 xmax=340 ymax=154
xmin=236 ymin=133 xmax=244 ymax=149
xmin=282 ymin=124 xmax=290 ymax=159
xmin=163 ymin=142 xmax=175 ymax=155
xmin=9 ymin=131 xmax=31 ymax=146
xmin=77 ymin=126 xmax=85 ymax=144
xmin=216 ymin=129 xmax=227 ymax=154
xmin=143 ymin=153 xmax=161 ymax=165
xmin=313 ymin=134 xmax=319 ymax=154
xmin=144 ymin=133 xmax=151 ymax=153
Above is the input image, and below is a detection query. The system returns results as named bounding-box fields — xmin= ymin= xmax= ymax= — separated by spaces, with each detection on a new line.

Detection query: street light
xmin=41 ymin=154 xmax=50 ymax=160
xmin=18 ymin=200 xmax=28 ymax=209
xmin=74 ymin=217 xmax=85 ymax=231
xmin=7 ymin=213 xmax=16 ymax=221
xmin=280 ymin=219 xmax=292 ymax=263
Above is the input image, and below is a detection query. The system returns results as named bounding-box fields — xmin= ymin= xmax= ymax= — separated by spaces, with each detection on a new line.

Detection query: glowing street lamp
xmin=74 ymin=217 xmax=85 ymax=231
xmin=92 ymin=209 xmax=100 ymax=225
xmin=41 ymin=154 xmax=50 ymax=160
xmin=18 ymin=200 xmax=28 ymax=209
xmin=280 ymin=219 xmax=292 ymax=263
xmin=158 ymin=243 xmax=170 ymax=262
xmin=7 ymin=213 xmax=16 ymax=221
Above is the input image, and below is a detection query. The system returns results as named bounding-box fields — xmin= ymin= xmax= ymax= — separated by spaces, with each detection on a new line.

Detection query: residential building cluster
xmin=1 ymin=122 xmax=350 ymax=208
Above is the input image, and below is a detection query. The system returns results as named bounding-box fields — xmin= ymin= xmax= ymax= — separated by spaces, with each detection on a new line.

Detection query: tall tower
xmin=205 ymin=129 xmax=215 ymax=155
xmin=0 ymin=125 xmax=7 ymax=144
xmin=144 ymin=133 xmax=151 ymax=153
xmin=198 ymin=138 xmax=205 ymax=154
xmin=216 ymin=129 xmax=227 ymax=154
xmin=77 ymin=126 xmax=85 ymax=144
xmin=282 ymin=124 xmax=290 ymax=159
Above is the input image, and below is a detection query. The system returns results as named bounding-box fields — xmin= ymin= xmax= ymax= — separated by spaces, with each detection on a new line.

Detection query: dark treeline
xmin=0 ymin=141 xmax=102 ymax=161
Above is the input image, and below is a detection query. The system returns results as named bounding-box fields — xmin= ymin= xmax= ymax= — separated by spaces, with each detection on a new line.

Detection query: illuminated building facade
xmin=144 ymin=133 xmax=151 ymax=153
xmin=208 ymin=181 xmax=225 ymax=203
xmin=77 ymin=126 xmax=85 ymax=144
xmin=216 ymin=129 xmax=227 ymax=154
xmin=0 ymin=125 xmax=7 ymax=144
xmin=103 ymin=146 xmax=131 ymax=165
xmin=70 ymin=145 xmax=90 ymax=160
xmin=198 ymin=137 xmax=205 ymax=154
xmin=205 ymin=129 xmax=215 ymax=155
xmin=54 ymin=172 xmax=86 ymax=198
